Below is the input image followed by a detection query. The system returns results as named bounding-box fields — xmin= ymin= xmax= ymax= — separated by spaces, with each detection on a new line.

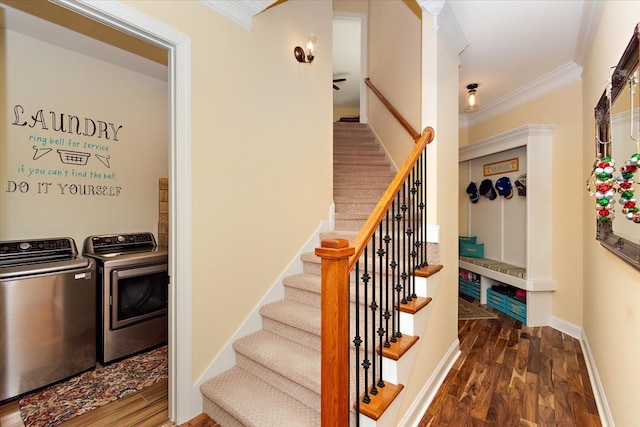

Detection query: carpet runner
xmin=458 ymin=298 xmax=498 ymax=320
xmin=19 ymin=345 xmax=167 ymax=427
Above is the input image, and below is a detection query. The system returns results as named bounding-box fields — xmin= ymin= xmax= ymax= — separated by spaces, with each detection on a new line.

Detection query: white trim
xmin=550 ymin=316 xmax=582 ymax=340
xmin=50 ymin=0 xmax=193 ymax=423
xmin=581 ymin=331 xmax=615 ymax=427
xmin=573 ymin=0 xmax=605 ymax=66
xmin=459 ymin=124 xmax=558 ymax=162
xmin=419 ymin=0 xmax=468 ymax=60
xmin=426 ymin=224 xmax=440 ymax=243
xmin=461 ymin=62 xmax=583 ymax=128
xmin=397 ymin=339 xmax=461 ymax=427
xmin=199 ymin=0 xmax=277 ymax=31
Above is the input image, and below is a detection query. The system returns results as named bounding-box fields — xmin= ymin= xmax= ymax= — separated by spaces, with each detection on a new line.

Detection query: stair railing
xmin=316 ymin=122 xmax=434 ymax=426
xmin=364 ymin=78 xmax=421 ymax=142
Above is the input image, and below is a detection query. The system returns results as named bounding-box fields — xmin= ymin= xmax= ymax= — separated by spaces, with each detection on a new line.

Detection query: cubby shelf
xmin=459 ymin=125 xmax=558 ymax=326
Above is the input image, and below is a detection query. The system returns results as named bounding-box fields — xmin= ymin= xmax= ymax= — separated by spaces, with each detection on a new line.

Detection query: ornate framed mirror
xmin=593 ymin=23 xmax=640 ymax=271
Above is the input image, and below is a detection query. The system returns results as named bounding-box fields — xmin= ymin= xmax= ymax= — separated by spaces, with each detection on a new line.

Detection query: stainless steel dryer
xmin=83 ymin=232 xmax=168 ymax=364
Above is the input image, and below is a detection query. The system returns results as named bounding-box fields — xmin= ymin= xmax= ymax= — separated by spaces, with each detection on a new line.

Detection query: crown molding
xmin=460 ymin=61 xmax=583 ymax=128
xmin=573 ymin=0 xmax=605 ymax=66
xmin=200 ymin=0 xmax=276 ymax=31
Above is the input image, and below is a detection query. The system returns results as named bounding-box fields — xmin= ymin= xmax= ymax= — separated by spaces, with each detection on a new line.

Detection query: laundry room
xmin=0 ymin=1 xmax=170 ymax=417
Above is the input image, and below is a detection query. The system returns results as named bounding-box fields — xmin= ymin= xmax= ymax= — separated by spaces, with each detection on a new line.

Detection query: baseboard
xmin=396 ymin=338 xmax=461 ymax=427
xmin=549 ymin=315 xmax=582 ymax=339
xmin=581 ymin=331 xmax=615 ymax=427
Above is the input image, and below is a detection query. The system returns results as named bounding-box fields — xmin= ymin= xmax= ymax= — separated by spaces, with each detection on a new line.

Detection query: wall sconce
xmin=464 ymin=83 xmax=479 ymax=112
xmin=294 ymin=34 xmax=316 ymax=63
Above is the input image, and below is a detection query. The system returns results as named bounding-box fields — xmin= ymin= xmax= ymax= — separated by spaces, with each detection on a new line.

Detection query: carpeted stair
xmin=200 ymin=122 xmax=404 ymax=426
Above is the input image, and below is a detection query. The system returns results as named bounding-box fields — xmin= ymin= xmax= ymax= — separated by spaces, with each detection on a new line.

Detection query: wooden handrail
xmin=365 ymin=78 xmax=421 ymax=142
xmin=348 ymin=126 xmax=434 ymax=271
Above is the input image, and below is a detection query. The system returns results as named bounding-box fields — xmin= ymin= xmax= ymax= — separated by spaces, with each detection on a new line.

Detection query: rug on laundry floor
xmin=458 ymin=297 xmax=498 ymax=320
xmin=19 ymin=345 xmax=167 ymax=427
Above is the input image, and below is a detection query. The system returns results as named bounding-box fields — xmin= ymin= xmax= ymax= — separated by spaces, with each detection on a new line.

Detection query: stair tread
xmin=283 ymin=272 xmax=322 ymax=293
xmin=201 ymin=367 xmax=320 ymax=427
xmin=233 ymin=330 xmax=320 ymax=391
xmin=260 ymin=299 xmax=321 ymax=335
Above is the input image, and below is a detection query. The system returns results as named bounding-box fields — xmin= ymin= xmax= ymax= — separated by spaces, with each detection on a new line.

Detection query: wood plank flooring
xmin=0 ymin=380 xmax=219 ymax=427
xmin=419 ymin=296 xmax=602 ymax=427
xmin=0 ymin=297 xmax=601 ymax=427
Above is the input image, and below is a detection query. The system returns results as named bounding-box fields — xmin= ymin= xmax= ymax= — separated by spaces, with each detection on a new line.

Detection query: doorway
xmin=0 ymin=0 xmax=192 ymax=423
xmin=332 ymin=12 xmax=367 ymax=123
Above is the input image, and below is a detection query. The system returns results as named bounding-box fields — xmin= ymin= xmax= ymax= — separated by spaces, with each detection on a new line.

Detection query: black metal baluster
xmin=400 ymin=182 xmax=408 ymax=304
xmin=376 ymin=223 xmax=386 ymax=389
xmin=369 ymin=233 xmax=378 ymax=397
xmin=383 ymin=212 xmax=392 ymax=350
xmin=361 ymin=247 xmax=372 ymax=404
xmin=409 ymin=167 xmax=418 ymax=298
xmin=354 ymin=261 xmax=361 ymax=426
xmin=417 ymin=152 xmax=426 ymax=267
xmin=394 ymin=193 xmax=403 ymax=340
xmin=390 ymin=200 xmax=398 ymax=344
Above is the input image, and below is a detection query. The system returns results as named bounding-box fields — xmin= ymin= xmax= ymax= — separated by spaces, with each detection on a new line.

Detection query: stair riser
xmin=262 ymin=316 xmax=320 ymax=351
xmin=334 ymin=189 xmax=387 ymax=198
xmin=202 ymin=398 xmax=244 ymax=427
xmin=284 ymin=285 xmax=404 ymax=316
xmin=334 ymin=164 xmax=393 ymax=172
xmin=333 ymin=170 xmax=395 ymax=181
xmin=261 ymin=304 xmax=392 ymax=374
xmin=335 ymin=203 xmax=379 ymax=213
xmin=235 ymin=353 xmax=321 ymax=412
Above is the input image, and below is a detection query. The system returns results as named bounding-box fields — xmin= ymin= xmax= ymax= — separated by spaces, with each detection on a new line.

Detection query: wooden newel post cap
xmin=315 ymin=238 xmax=354 ymax=259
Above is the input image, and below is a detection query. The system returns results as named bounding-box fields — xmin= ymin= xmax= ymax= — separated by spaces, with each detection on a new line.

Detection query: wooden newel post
xmin=315 ymin=238 xmax=355 ymax=427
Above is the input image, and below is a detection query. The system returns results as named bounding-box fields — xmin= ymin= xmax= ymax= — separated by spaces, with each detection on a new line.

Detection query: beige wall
xmin=463 ymin=82 xmax=583 ymax=325
xmin=333 ymin=0 xmax=368 ymax=15
xmin=582 ymin=3 xmax=640 ymax=426
xmin=0 ymin=28 xmax=168 ymax=246
xmin=367 ymin=0 xmax=421 ymax=168
xmin=121 ymin=0 xmax=334 ymax=383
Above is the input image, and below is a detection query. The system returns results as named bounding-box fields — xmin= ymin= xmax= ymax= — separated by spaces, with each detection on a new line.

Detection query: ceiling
xmin=2 ymin=0 xmax=601 ymax=126
xmin=331 ymin=0 xmax=602 ymax=126
xmin=0 ymin=0 xmax=168 ymax=81
xmin=446 ymin=0 xmax=601 ymax=125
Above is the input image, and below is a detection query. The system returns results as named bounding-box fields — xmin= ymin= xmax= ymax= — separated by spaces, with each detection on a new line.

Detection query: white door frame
xmin=51 ymin=0 xmax=193 ymax=423
xmin=333 ymin=11 xmax=368 ymax=124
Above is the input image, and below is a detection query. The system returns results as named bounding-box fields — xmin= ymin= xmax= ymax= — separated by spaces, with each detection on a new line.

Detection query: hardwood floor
xmin=0 ymin=380 xmax=219 ymax=427
xmin=0 ymin=298 xmax=601 ymax=427
xmin=419 ymin=297 xmax=602 ymax=427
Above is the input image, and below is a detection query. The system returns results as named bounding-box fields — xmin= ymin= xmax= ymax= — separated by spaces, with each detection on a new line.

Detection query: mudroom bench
xmin=459 ymin=256 xmax=556 ymax=326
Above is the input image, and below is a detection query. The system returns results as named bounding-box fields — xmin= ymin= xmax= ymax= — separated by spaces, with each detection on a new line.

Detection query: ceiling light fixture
xmin=294 ymin=34 xmax=316 ymax=64
xmin=464 ymin=83 xmax=479 ymax=112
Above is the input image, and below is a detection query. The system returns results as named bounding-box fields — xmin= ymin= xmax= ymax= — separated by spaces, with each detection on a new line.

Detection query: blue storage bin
xmin=486 ymin=289 xmax=506 ymax=311
xmin=460 ymin=242 xmax=484 ymax=258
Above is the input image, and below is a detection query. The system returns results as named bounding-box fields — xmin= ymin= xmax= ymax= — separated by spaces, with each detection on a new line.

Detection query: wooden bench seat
xmin=459 ymin=256 xmax=526 ymax=279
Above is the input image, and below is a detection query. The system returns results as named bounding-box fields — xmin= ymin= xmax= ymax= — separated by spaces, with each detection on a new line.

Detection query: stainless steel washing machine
xmin=0 ymin=237 xmax=96 ymax=401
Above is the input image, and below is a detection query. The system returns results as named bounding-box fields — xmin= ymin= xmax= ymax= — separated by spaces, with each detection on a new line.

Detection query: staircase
xmin=200 ymin=122 xmax=439 ymax=426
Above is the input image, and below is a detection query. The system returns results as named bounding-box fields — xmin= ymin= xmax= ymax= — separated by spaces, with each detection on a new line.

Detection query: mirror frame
xmin=594 ymin=23 xmax=640 ymax=271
